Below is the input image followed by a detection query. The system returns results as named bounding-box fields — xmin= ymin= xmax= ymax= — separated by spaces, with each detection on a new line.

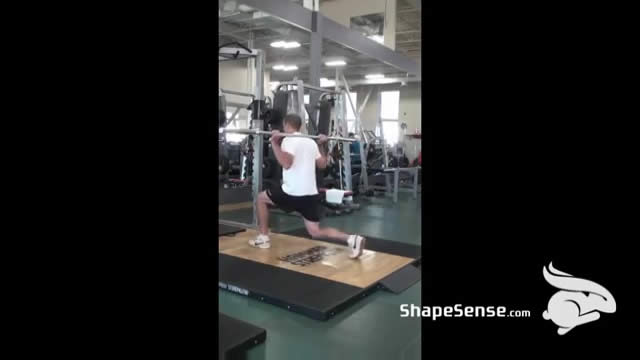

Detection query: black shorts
xmin=266 ymin=184 xmax=321 ymax=222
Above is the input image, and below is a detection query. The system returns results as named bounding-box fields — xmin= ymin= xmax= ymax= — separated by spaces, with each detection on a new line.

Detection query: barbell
xmin=222 ymin=128 xmax=357 ymax=143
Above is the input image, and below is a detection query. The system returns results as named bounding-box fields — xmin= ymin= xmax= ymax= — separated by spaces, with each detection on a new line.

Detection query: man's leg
xmin=303 ymin=219 xmax=366 ymax=258
xmin=303 ymin=219 xmax=350 ymax=243
xmin=249 ymin=190 xmax=275 ymax=249
xmin=257 ymin=191 xmax=274 ymax=235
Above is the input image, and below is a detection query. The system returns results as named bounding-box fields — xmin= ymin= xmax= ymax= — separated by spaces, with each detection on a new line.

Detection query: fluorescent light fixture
xmin=366 ymin=78 xmax=395 ymax=84
xmin=273 ymin=64 xmax=298 ymax=71
xmin=270 ymin=41 xmax=301 ymax=49
xmin=368 ymin=35 xmax=384 ymax=44
xmin=320 ymin=77 xmax=335 ymax=87
xmin=365 ymin=74 xmax=385 ymax=79
xmin=283 ymin=41 xmax=300 ymax=48
xmin=325 ymin=60 xmax=347 ymax=67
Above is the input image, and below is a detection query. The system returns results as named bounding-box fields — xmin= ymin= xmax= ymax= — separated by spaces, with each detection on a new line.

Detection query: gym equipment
xmin=223 ymin=128 xmax=357 ymax=142
xmin=383 ymin=167 xmax=420 ymax=203
xmin=219 ymin=42 xmax=256 ymax=62
xmin=262 ymin=157 xmax=277 ymax=180
xmin=219 ymin=313 xmax=266 ymax=360
xmin=317 ymin=99 xmax=332 ymax=135
xmin=217 ymin=227 xmax=422 ymax=320
xmin=219 ymin=152 xmax=230 ymax=175
xmin=269 ymin=91 xmax=288 ymax=131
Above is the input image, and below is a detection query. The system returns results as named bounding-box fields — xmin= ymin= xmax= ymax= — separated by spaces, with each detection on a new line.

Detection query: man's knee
xmin=258 ymin=191 xmax=269 ymax=203
xmin=306 ymin=224 xmax=323 ymax=238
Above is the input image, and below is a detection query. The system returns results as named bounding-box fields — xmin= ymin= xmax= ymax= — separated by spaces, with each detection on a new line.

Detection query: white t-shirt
xmin=280 ymin=133 xmax=321 ymax=196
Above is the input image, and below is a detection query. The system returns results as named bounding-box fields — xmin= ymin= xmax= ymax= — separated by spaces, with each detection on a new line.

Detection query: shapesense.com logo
xmin=401 ymin=304 xmax=531 ymax=320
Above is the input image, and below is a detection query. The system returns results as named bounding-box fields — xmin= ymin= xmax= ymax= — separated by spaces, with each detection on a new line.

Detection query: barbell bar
xmin=222 ymin=128 xmax=357 ymax=143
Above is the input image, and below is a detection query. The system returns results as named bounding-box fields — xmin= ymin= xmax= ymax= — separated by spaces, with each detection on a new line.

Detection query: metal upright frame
xmin=339 ymin=74 xmax=370 ymax=191
xmin=218 ymin=45 xmax=265 ymax=229
xmin=334 ymin=69 xmax=352 ymax=191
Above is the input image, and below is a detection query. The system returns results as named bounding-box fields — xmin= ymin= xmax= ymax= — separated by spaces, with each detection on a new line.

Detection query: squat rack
xmin=218 ymin=45 xmax=266 ymax=229
xmin=276 ymin=78 xmax=355 ymax=191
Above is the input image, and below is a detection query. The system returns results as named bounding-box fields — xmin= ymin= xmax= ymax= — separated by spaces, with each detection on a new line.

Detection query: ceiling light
xmin=325 ymin=60 xmax=347 ymax=67
xmin=270 ymin=41 xmax=301 ymax=49
xmin=367 ymin=78 xmax=395 ymax=84
xmin=283 ymin=41 xmax=300 ymax=48
xmin=365 ymin=74 xmax=385 ymax=79
xmin=273 ymin=64 xmax=298 ymax=71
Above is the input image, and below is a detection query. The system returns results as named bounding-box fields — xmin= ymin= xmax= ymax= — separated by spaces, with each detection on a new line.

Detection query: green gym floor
xmin=219 ymin=193 xmax=423 ymax=360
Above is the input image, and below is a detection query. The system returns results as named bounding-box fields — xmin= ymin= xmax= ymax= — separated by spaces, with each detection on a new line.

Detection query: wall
xmin=218 ymin=60 xmax=272 ymax=128
xmin=351 ymin=81 xmax=422 ymax=160
xmin=320 ymin=0 xmax=396 ymax=50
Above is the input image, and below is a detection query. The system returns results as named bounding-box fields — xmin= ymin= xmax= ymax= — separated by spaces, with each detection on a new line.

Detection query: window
xmin=345 ymin=92 xmax=357 ymax=134
xmin=380 ymin=91 xmax=399 ymax=119
xmin=382 ymin=121 xmax=399 ymax=146
xmin=379 ymin=90 xmax=400 ymax=145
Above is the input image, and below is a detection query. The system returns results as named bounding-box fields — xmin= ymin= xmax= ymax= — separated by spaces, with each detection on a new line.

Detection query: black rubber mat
xmin=281 ymin=228 xmax=422 ymax=261
xmin=219 ymin=313 xmax=266 ymax=360
xmin=219 ymin=224 xmax=246 ymax=237
xmin=219 ymin=254 xmax=374 ymax=320
xmin=218 ymin=208 xmax=254 ymax=225
xmin=378 ymin=264 xmax=422 ymax=294
xmin=219 ymin=186 xmax=253 ymax=204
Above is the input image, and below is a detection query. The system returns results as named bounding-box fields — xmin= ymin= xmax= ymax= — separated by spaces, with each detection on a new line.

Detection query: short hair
xmin=283 ymin=113 xmax=302 ymax=130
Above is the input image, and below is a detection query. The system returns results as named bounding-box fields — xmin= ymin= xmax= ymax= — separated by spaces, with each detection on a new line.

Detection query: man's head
xmin=283 ymin=113 xmax=302 ymax=133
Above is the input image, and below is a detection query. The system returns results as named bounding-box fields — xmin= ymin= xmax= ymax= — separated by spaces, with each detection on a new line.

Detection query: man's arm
xmin=271 ymin=133 xmax=294 ymax=169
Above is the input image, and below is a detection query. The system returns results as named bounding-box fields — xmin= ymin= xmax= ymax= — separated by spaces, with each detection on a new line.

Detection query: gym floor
xmin=219 ymin=193 xmax=423 ymax=360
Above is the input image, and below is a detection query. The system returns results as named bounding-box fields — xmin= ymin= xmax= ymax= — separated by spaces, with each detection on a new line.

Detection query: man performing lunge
xmin=250 ymin=114 xmax=366 ymax=259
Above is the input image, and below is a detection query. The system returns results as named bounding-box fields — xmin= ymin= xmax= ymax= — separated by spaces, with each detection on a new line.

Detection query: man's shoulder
xmin=288 ymin=136 xmax=316 ymax=146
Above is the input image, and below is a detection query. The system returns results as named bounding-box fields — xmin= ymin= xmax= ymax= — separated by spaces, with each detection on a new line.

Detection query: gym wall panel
xmin=218 ymin=60 xmax=272 ymax=126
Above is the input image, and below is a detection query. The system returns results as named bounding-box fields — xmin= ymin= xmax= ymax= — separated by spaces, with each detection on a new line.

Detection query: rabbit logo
xmin=542 ymin=262 xmax=616 ymax=335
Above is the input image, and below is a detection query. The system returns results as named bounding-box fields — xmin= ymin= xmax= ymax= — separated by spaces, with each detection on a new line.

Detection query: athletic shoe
xmin=249 ymin=234 xmax=271 ymax=249
xmin=347 ymin=235 xmax=366 ymax=259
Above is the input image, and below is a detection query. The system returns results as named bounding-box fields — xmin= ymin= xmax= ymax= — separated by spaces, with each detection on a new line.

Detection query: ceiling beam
xmin=237 ymin=0 xmax=312 ymax=31
xmin=238 ymin=0 xmax=420 ymax=76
